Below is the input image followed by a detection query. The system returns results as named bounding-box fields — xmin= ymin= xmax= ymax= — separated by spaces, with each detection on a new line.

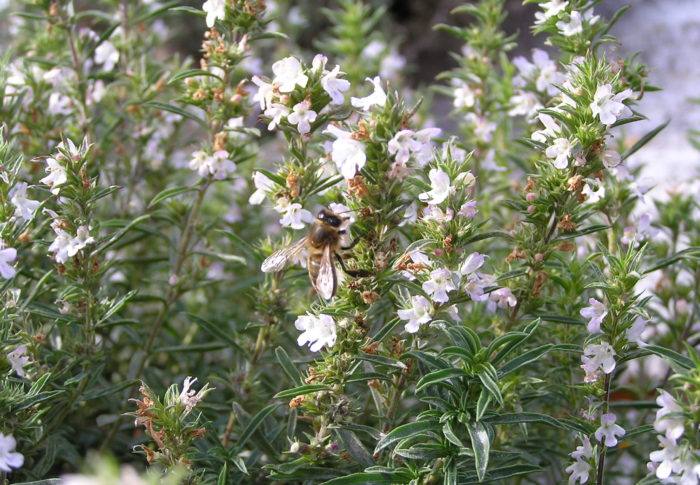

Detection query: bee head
xmin=317 ymin=209 xmax=342 ymax=228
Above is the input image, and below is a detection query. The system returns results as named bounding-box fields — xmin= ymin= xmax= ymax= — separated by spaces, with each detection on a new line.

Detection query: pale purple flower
xmin=419 ymin=169 xmax=452 ymax=205
xmin=189 ymin=151 xmax=210 ymax=178
xmin=654 ymin=390 xmax=685 ymax=441
xmin=263 ymin=103 xmax=290 ymax=131
xmin=490 ymin=287 xmax=517 ymax=309
xmin=397 ymin=295 xmax=432 ymax=333
xmin=556 ymin=10 xmax=599 ymax=36
xmin=295 ymin=313 xmax=337 ymax=352
xmin=422 ymin=268 xmax=456 ymax=303
xmin=580 ymin=298 xmax=607 ymax=334
xmin=70 ymin=226 xmax=96 ymax=256
xmin=509 ymin=90 xmax=542 ymax=119
xmin=287 ymin=100 xmax=317 ymax=135
xmin=581 ymin=341 xmax=616 ymax=383
xmin=0 ymin=433 xmax=24 ymax=473
xmin=532 ymin=113 xmax=561 ymax=143
xmin=649 ymin=435 xmax=680 ymax=480
xmin=458 ymin=201 xmax=478 ymax=218
xmin=7 ymin=345 xmax=30 ymax=378
xmin=566 ymin=436 xmax=593 ymax=484
xmin=48 ymin=228 xmax=73 ymax=264
xmin=351 ymin=76 xmax=387 ymax=111
xmin=249 ymin=171 xmax=276 ymax=205
xmin=545 ymin=138 xmax=572 ymax=169
xmin=422 ymin=205 xmax=454 ymax=223
xmin=453 ymin=82 xmax=475 ymax=109
xmin=626 ymin=317 xmax=648 ymax=347
xmin=0 ymin=241 xmax=17 ymax=280
xmin=388 ymin=130 xmax=418 ymax=165
xmin=459 ymin=252 xmax=486 ymax=276
xmin=594 ymin=413 xmax=625 ymax=447
xmin=534 ymin=0 xmax=568 ymax=24
xmin=590 ymin=84 xmax=633 ymax=126
xmin=380 ymin=50 xmax=406 ymax=81
xmin=271 ymin=56 xmax=308 ymax=93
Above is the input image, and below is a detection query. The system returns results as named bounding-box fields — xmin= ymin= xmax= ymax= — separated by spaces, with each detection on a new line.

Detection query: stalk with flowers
xmin=1 ymin=0 xmax=700 ymax=484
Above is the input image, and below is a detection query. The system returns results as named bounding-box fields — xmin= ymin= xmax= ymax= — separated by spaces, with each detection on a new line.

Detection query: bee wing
xmin=261 ymin=237 xmax=307 ymax=273
xmin=313 ymin=244 xmax=337 ymax=301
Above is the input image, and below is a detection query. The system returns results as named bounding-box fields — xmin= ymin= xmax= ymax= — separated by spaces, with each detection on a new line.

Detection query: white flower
xmin=489 ymin=287 xmax=517 ymax=309
xmin=590 ymin=84 xmax=633 ymax=126
xmin=458 ymin=201 xmax=478 ymax=218
xmin=545 ymin=138 xmax=572 ymax=169
xmin=48 ymin=228 xmax=73 ymax=264
xmin=251 ymin=75 xmax=274 ymax=110
xmin=324 ymin=124 xmax=366 ymax=179
xmin=570 ymin=436 xmax=594 ymax=461
xmin=48 ymin=92 xmax=73 ymax=116
xmin=0 ymin=241 xmax=17 ymax=280
xmin=295 ymin=313 xmax=337 ymax=352
xmin=351 ymin=76 xmax=387 ymax=111
xmin=287 ymin=100 xmax=317 ymax=135
xmin=272 ymin=56 xmax=308 ymax=93
xmin=453 ymin=82 xmax=475 ymax=109
xmin=532 ymin=113 xmax=561 ymax=143
xmin=625 ymin=317 xmax=648 ymax=347
xmin=594 ymin=413 xmax=625 ymax=447
xmin=210 ymin=150 xmax=236 ymax=180
xmin=263 ymin=103 xmax=290 ymax=131
xmin=601 ymin=149 xmax=621 ymax=168
xmin=565 ymin=457 xmax=591 ymax=484
xmin=582 ymin=183 xmax=605 ymax=204
xmin=459 ymin=252 xmax=486 ymax=276
xmin=466 ymin=113 xmax=496 ymax=142
xmin=581 ymin=341 xmax=616 ymax=383
xmin=189 ymin=151 xmax=210 ymax=177
xmin=202 ymin=0 xmax=226 ymax=28
xmin=249 ymin=171 xmax=276 ymax=205
xmin=179 ymin=376 xmax=207 ymax=415
xmin=388 ymin=130 xmax=418 ymax=165
xmin=0 ymin=433 xmax=24 ymax=473
xmin=556 ymin=10 xmax=598 ymax=36
xmin=509 ymin=91 xmax=542 ymax=119
xmin=422 ymin=205 xmax=454 ymax=223
xmin=276 ymin=200 xmax=313 ymax=230
xmin=412 ymin=128 xmax=441 ymax=166
xmin=380 ymin=50 xmax=406 ymax=81
xmin=7 ymin=345 xmax=30 ymax=378
xmin=94 ymin=41 xmax=119 ymax=71
xmin=398 ymin=295 xmax=432 ymax=333
xmin=654 ymin=390 xmax=685 ymax=441
xmin=70 ymin=226 xmax=96 ymax=256
xmin=649 ymin=435 xmax=680 ymax=480
xmin=532 ymin=49 xmax=566 ymax=95
xmin=419 ymin=169 xmax=452 ymax=205
xmin=40 ymin=157 xmax=68 ymax=194
xmin=621 ymin=213 xmax=658 ymax=246
xmin=321 ymin=65 xmax=351 ymax=104
xmin=580 ymin=298 xmax=607 ymax=334
xmin=535 ymin=0 xmax=569 ymax=24
xmin=422 ymin=268 xmax=456 ymax=303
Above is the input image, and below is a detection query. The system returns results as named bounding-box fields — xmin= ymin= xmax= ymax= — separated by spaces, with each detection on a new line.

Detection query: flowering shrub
xmin=1 ymin=0 xmax=699 ymax=484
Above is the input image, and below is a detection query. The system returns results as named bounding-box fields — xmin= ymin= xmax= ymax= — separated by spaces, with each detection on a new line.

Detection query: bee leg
xmin=335 ymin=253 xmax=372 ymax=277
xmin=340 ymin=237 xmax=361 ymax=251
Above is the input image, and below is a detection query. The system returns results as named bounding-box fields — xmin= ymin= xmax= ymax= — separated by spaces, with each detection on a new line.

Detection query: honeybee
xmin=261 ymin=208 xmax=370 ymax=300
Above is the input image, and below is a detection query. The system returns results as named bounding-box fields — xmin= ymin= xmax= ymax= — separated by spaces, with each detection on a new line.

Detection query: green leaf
xmin=274 ymin=384 xmax=331 ymax=399
xmin=135 ymin=1 xmax=181 ymax=23
xmin=375 ymin=420 xmax=439 ymax=453
xmin=335 ymin=428 xmax=375 ymax=468
xmin=466 ymin=422 xmax=490 ymax=482
xmin=168 ymin=68 xmax=224 ymax=85
xmin=483 ymin=412 xmax=566 ymax=430
xmin=322 ymin=472 xmax=403 ymax=485
xmin=98 ymin=290 xmax=138 ymax=324
xmin=623 ymin=120 xmax=669 ymax=160
xmin=275 ymin=347 xmax=303 ymax=385
xmin=442 ymin=421 xmax=464 ymax=448
xmin=416 ymin=368 xmax=465 ymax=392
xmin=217 ymin=462 xmax=229 ymax=485
xmin=147 ymin=186 xmax=198 ymax=208
xmin=83 ymin=379 xmax=138 ymax=400
xmin=356 ymin=353 xmax=407 ymax=369
xmin=188 ymin=313 xmax=246 ymax=354
xmin=234 ymin=403 xmax=278 ymax=452
xmin=644 ymin=345 xmax=693 ymax=370
xmin=498 ymin=344 xmax=554 ymax=377
xmin=477 ymin=372 xmax=502 ymax=406
xmin=536 ymin=314 xmax=585 ymax=325
xmin=143 ymin=101 xmax=207 ymax=128
xmin=93 ymin=215 xmax=151 ymax=254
